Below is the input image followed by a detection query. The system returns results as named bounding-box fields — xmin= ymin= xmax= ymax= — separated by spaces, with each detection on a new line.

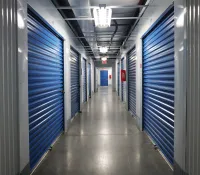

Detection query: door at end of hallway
xmin=100 ymin=70 xmax=108 ymax=86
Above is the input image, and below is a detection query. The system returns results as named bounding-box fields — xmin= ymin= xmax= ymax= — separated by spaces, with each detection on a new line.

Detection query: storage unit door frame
xmin=82 ymin=58 xmax=87 ymax=102
xmin=28 ymin=6 xmax=64 ymax=170
xmin=121 ymin=58 xmax=125 ymax=101
xmin=128 ymin=47 xmax=137 ymax=117
xmin=70 ymin=47 xmax=80 ymax=118
xmin=88 ymin=63 xmax=92 ymax=97
xmin=142 ymin=4 xmax=174 ymax=165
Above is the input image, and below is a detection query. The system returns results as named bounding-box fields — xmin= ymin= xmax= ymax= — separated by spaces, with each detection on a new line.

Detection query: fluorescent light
xmin=101 ymin=57 xmax=107 ymax=61
xmin=99 ymin=46 xmax=108 ymax=53
xmin=93 ymin=7 xmax=112 ymax=28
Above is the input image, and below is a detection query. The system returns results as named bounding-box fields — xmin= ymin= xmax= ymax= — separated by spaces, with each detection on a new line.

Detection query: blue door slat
xmin=128 ymin=47 xmax=136 ymax=116
xmin=121 ymin=58 xmax=125 ymax=101
xmin=82 ymin=59 xmax=87 ymax=102
xmin=28 ymin=14 xmax=63 ymax=45
xmin=28 ymin=43 xmax=63 ymax=60
xmin=28 ymin=7 xmax=64 ymax=170
xmin=71 ymin=49 xmax=80 ymax=117
xmin=143 ymin=12 xmax=174 ymax=45
xmin=88 ymin=63 xmax=92 ymax=96
xmin=142 ymin=5 xmax=174 ymax=165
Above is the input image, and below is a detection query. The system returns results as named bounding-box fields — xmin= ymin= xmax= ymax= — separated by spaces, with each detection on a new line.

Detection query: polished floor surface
xmin=33 ymin=87 xmax=173 ymax=175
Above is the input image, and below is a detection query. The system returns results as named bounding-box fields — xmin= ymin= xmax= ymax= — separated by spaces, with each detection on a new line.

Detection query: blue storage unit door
xmin=71 ymin=48 xmax=80 ymax=117
xmin=142 ymin=5 xmax=174 ymax=165
xmin=28 ymin=6 xmax=64 ymax=170
xmin=117 ymin=63 xmax=120 ymax=96
xmin=100 ymin=70 xmax=108 ymax=86
xmin=121 ymin=58 xmax=125 ymax=101
xmin=82 ymin=58 xmax=87 ymax=102
xmin=88 ymin=63 xmax=92 ymax=97
xmin=128 ymin=47 xmax=136 ymax=116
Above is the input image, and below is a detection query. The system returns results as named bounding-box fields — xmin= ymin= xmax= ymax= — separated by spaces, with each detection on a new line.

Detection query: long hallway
xmin=33 ymin=87 xmax=172 ymax=175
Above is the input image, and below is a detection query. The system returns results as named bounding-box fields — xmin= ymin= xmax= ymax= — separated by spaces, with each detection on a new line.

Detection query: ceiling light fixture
xmin=99 ymin=46 xmax=108 ymax=53
xmin=101 ymin=57 xmax=107 ymax=61
xmin=93 ymin=6 xmax=112 ymax=28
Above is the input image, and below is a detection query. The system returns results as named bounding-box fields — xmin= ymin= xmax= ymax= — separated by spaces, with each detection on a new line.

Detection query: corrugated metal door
xmin=100 ymin=70 xmax=108 ymax=86
xmin=28 ymin=7 xmax=64 ymax=169
xmin=128 ymin=47 xmax=136 ymax=116
xmin=118 ymin=62 xmax=120 ymax=96
xmin=121 ymin=58 xmax=125 ymax=101
xmin=71 ymin=48 xmax=80 ymax=117
xmin=82 ymin=58 xmax=87 ymax=102
xmin=88 ymin=63 xmax=92 ymax=97
xmin=142 ymin=5 xmax=174 ymax=165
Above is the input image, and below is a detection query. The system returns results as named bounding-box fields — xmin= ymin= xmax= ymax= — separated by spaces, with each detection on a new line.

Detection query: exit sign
xmin=102 ymin=60 xmax=107 ymax=64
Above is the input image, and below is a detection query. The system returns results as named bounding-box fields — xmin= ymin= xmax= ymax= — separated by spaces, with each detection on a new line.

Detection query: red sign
xmin=109 ymin=75 xmax=112 ymax=79
xmin=102 ymin=60 xmax=107 ymax=64
xmin=121 ymin=70 xmax=126 ymax=82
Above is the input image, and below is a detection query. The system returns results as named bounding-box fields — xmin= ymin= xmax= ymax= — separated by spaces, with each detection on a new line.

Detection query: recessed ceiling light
xmin=99 ymin=46 xmax=108 ymax=53
xmin=101 ymin=57 xmax=107 ymax=61
xmin=93 ymin=7 xmax=112 ymax=28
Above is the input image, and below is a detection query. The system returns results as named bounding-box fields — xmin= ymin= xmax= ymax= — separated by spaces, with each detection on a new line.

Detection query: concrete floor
xmin=33 ymin=87 xmax=173 ymax=175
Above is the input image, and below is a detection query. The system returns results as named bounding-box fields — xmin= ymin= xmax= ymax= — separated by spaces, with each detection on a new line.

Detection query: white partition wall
xmin=0 ymin=1 xmax=19 ymax=175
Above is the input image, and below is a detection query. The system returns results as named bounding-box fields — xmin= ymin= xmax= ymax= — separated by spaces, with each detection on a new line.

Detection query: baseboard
xmin=20 ymin=163 xmax=30 ymax=175
xmin=174 ymin=161 xmax=188 ymax=175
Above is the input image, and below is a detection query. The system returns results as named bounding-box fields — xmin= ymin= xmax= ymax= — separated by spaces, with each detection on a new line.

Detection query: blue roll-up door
xmin=117 ymin=63 xmax=120 ymax=96
xmin=82 ymin=58 xmax=87 ymax=102
xmin=128 ymin=47 xmax=136 ymax=116
xmin=142 ymin=5 xmax=174 ymax=165
xmin=121 ymin=58 xmax=125 ymax=101
xmin=88 ymin=63 xmax=92 ymax=97
xmin=28 ymin=6 xmax=64 ymax=169
xmin=71 ymin=48 xmax=80 ymax=117
xmin=100 ymin=70 xmax=108 ymax=86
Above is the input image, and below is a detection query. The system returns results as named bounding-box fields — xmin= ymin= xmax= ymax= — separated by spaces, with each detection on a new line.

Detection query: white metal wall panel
xmin=186 ymin=0 xmax=200 ymax=174
xmin=0 ymin=0 xmax=19 ymax=174
xmin=128 ymin=47 xmax=137 ymax=116
xmin=142 ymin=5 xmax=174 ymax=165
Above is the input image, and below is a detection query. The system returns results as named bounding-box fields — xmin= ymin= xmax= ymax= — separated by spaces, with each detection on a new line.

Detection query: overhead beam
xmin=121 ymin=0 xmax=151 ymax=49
xmin=111 ymin=23 xmax=130 ymax=26
xmin=84 ymin=47 xmax=120 ymax=51
xmin=69 ymin=35 xmax=136 ymax=39
xmin=83 ymin=32 xmax=124 ymax=34
xmin=76 ymin=46 xmax=121 ymax=48
xmin=85 ymin=50 xmax=119 ymax=52
xmin=63 ymin=17 xmax=149 ymax=21
xmin=55 ymin=5 xmax=149 ymax=10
